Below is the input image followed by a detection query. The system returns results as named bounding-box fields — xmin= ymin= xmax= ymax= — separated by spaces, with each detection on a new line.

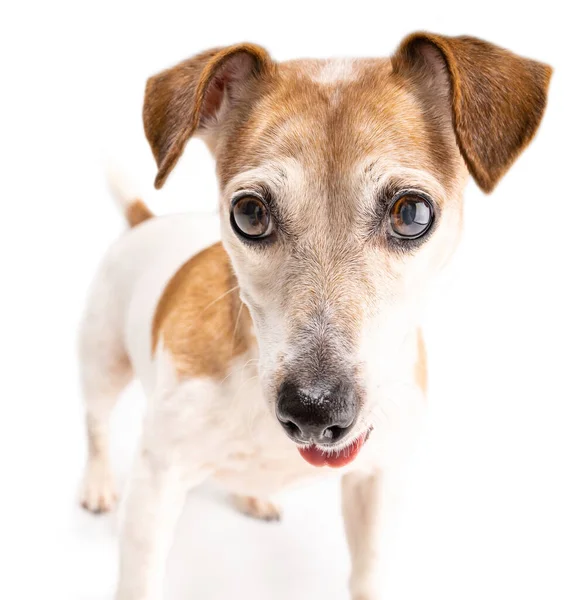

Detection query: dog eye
xmin=231 ymin=195 xmax=273 ymax=239
xmin=389 ymin=192 xmax=434 ymax=239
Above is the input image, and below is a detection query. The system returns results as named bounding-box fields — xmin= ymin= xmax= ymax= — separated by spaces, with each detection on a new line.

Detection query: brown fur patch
xmin=126 ymin=200 xmax=154 ymax=228
xmin=152 ymin=243 xmax=254 ymax=379
xmin=415 ymin=328 xmax=428 ymax=395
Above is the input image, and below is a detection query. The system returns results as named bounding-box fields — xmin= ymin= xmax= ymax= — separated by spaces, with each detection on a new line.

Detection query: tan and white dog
xmin=79 ymin=33 xmax=551 ymax=600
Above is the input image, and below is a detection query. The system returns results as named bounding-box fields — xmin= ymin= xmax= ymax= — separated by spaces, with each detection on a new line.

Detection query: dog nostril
xmin=281 ymin=419 xmax=302 ymax=438
xmin=322 ymin=425 xmax=347 ymax=442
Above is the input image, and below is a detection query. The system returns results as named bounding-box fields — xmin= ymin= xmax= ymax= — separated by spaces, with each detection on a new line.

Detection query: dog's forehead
xmin=218 ymin=57 xmax=461 ymax=192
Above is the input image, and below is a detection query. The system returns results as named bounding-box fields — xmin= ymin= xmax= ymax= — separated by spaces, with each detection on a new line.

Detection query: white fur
xmin=313 ymin=58 xmax=358 ymax=84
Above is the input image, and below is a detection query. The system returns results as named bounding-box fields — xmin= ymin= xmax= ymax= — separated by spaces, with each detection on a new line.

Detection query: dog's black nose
xmin=276 ymin=380 xmax=357 ymax=445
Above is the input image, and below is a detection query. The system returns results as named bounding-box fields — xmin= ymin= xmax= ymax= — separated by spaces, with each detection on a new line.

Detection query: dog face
xmin=214 ymin=62 xmax=469 ymax=449
xmin=143 ymin=35 xmax=551 ymax=456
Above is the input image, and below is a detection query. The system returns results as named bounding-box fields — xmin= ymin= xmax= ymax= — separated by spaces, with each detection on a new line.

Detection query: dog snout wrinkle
xmin=276 ymin=380 xmax=357 ymax=445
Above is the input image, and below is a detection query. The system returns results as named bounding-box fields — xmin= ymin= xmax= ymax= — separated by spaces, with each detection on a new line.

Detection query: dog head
xmin=143 ymin=34 xmax=551 ymax=464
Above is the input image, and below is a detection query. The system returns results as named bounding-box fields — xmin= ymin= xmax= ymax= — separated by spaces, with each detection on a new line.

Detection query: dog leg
xmin=80 ymin=412 xmax=122 ymax=514
xmin=115 ymin=369 xmax=214 ymax=600
xmin=342 ymin=469 xmax=386 ymax=600
xmin=115 ymin=445 xmax=199 ymax=600
xmin=232 ymin=494 xmax=282 ymax=522
xmin=78 ymin=299 xmax=133 ymax=514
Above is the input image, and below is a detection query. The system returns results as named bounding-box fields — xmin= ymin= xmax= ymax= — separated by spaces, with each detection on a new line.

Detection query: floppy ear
xmin=143 ymin=43 xmax=273 ymax=189
xmin=392 ymin=33 xmax=552 ymax=193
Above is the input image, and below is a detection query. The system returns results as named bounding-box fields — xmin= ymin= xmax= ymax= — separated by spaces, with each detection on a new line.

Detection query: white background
xmin=1 ymin=1 xmax=576 ymax=599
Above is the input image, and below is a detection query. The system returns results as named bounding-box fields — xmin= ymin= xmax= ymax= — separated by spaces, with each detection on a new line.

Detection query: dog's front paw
xmin=232 ymin=494 xmax=282 ymax=522
xmin=80 ymin=459 xmax=117 ymax=514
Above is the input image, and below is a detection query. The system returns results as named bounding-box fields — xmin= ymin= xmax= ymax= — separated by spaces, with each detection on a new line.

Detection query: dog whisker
xmin=201 ymin=285 xmax=240 ymax=313
xmin=230 ymin=302 xmax=244 ymax=356
xmin=218 ymin=357 xmax=260 ymax=387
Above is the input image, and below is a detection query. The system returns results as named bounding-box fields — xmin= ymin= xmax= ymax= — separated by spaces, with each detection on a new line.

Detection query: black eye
xmin=389 ymin=192 xmax=434 ymax=239
xmin=231 ymin=194 xmax=273 ymax=239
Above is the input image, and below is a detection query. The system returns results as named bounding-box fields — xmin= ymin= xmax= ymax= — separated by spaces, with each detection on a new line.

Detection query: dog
xmin=78 ymin=32 xmax=551 ymax=600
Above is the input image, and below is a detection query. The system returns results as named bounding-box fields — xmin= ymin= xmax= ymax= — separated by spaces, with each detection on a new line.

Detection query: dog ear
xmin=143 ymin=44 xmax=273 ymax=189
xmin=392 ymin=33 xmax=552 ymax=192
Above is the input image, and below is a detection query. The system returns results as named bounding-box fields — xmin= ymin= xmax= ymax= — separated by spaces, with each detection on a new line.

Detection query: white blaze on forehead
xmin=312 ymin=58 xmax=358 ymax=84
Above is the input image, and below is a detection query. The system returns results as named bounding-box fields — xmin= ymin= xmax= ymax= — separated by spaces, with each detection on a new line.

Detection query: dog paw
xmin=79 ymin=459 xmax=117 ymax=514
xmin=232 ymin=495 xmax=282 ymax=522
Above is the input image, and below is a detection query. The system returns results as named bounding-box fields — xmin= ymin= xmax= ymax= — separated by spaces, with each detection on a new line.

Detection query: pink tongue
xmin=298 ymin=433 xmax=366 ymax=468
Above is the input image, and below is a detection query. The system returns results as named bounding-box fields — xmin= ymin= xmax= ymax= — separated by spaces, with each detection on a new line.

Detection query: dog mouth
xmin=297 ymin=428 xmax=372 ymax=468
